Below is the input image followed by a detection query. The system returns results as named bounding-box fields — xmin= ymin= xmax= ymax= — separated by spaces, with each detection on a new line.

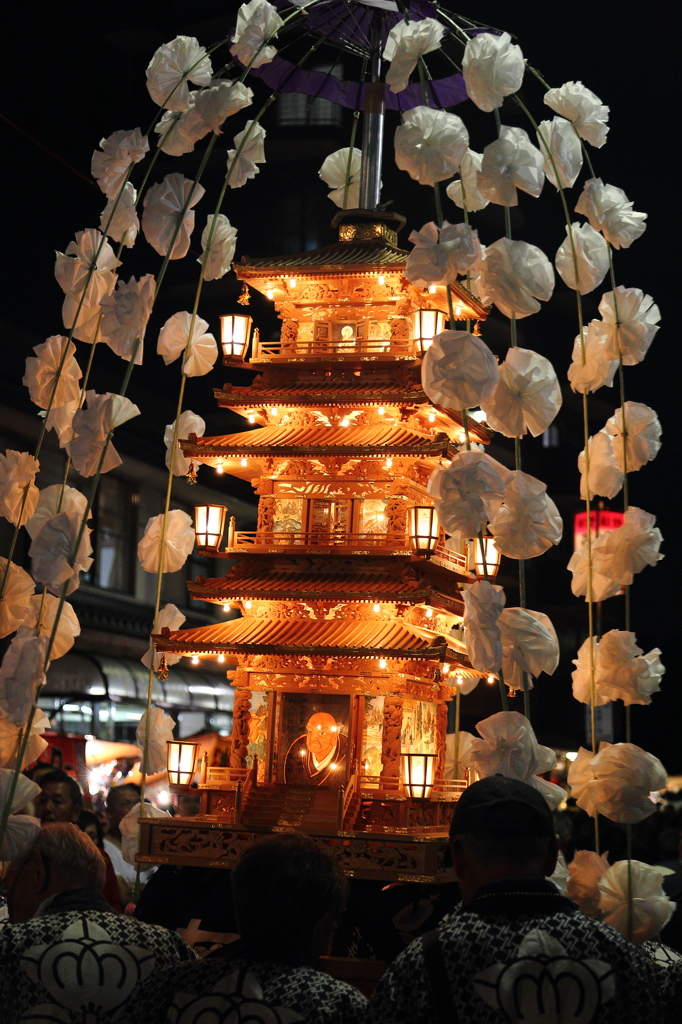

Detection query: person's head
xmin=6 ymin=822 xmax=106 ymax=923
xmin=105 ymin=783 xmax=141 ymax=832
xmin=78 ymin=810 xmax=104 ymax=849
xmin=232 ymin=833 xmax=348 ymax=964
xmin=305 ymin=713 xmax=338 ymax=760
xmin=24 ymin=762 xmax=55 ymax=787
xmin=34 ymin=771 xmax=83 ymax=825
xmin=449 ymin=776 xmax=558 ymax=905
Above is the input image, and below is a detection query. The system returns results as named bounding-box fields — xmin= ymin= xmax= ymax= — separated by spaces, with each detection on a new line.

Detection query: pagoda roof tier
xmin=189 ymin=563 xmax=464 ymax=613
xmin=181 ymin=424 xmax=453 ymax=460
xmin=215 ymin=376 xmax=426 ymax=407
xmin=239 ymin=236 xmax=408 ymax=272
xmin=154 ymin=616 xmax=463 ymax=662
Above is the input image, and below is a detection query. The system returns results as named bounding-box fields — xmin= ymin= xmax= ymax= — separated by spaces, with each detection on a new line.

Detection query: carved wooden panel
xmin=230 ymin=689 xmax=252 ymax=769
xmin=380 ymin=696 xmax=403 ymax=782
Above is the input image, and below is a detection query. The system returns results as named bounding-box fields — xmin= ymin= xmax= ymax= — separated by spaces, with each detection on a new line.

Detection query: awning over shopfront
xmin=43 ymin=652 xmax=234 ymax=712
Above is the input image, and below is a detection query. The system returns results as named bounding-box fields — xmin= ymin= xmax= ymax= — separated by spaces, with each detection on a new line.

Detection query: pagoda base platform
xmin=137 ymin=817 xmax=455 ymax=883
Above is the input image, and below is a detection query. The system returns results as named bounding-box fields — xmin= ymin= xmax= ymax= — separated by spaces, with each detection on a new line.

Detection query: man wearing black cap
xmin=366 ymin=776 xmax=669 ymax=1023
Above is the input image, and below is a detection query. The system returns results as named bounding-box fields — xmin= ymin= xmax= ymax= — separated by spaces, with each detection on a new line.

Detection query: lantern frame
xmin=167 ymin=740 xmax=199 ymax=787
xmin=220 ymin=313 xmax=253 ymax=362
xmin=409 ymin=506 xmax=439 ymax=555
xmin=402 ymin=752 xmax=437 ymax=800
xmin=412 ymin=308 xmax=447 ymax=353
xmin=194 ymin=504 xmax=228 ymax=551
xmin=466 ymin=535 xmax=502 ymax=579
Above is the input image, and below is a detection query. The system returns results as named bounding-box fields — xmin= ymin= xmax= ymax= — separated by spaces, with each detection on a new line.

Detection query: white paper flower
xmin=29 ymin=511 xmax=93 ymax=596
xmin=165 ymin=410 xmax=206 ymax=476
xmin=462 ymin=31 xmax=525 ymax=112
xmin=100 ymin=182 xmax=140 ymax=248
xmin=146 ymin=36 xmax=212 ymax=111
xmin=406 ymin=221 xmax=480 ymax=287
xmin=591 ymin=507 xmax=663 ymax=587
xmin=422 ymin=330 xmax=499 ymax=411
xmin=23 ymin=336 xmax=82 ymax=411
xmin=17 ymin=593 xmax=81 ymax=661
xmin=485 ymin=471 xmax=563 ymax=559
xmin=68 ymin=392 xmax=140 ymax=478
xmin=567 ymin=322 xmax=618 ymax=394
xmin=567 ymin=550 xmax=621 ymax=603
xmin=596 ymin=287 xmax=660 ymax=365
xmin=604 ymin=402 xmax=661 ymax=473
xmin=499 ymin=607 xmax=559 ymax=691
xmin=226 ymin=121 xmax=267 ymax=188
xmin=596 ymin=630 xmax=665 ymax=706
xmin=0 ymin=708 xmax=50 ymax=770
xmin=0 ymin=635 xmax=48 ymax=725
xmin=480 ymin=347 xmax=561 ymax=438
xmin=395 ymin=106 xmax=469 ymax=187
xmin=0 ymin=451 xmax=40 ymax=527
xmin=60 ymin=297 xmax=102 ymax=345
xmin=555 ymin=222 xmax=609 ymax=295
xmin=142 ymin=173 xmax=205 ymax=260
xmin=544 ymin=81 xmax=609 ymax=148
xmin=154 ymin=99 xmax=210 ymax=157
xmin=549 ymin=852 xmax=569 ymax=896
xmin=43 ymin=400 xmax=79 ymax=448
xmin=0 ymin=770 xmax=41 ymax=860
xmin=142 ymin=603 xmax=186 ymax=671
xmin=475 ymin=238 xmax=554 ymax=319
xmin=461 ymin=580 xmax=505 ymax=674
xmin=199 ymin=214 xmax=238 ymax=281
xmin=446 ymin=150 xmax=489 ymax=212
xmin=54 ymin=228 xmax=120 ymax=306
xmin=383 ymin=17 xmax=445 ymax=93
xmin=136 ymin=706 xmax=176 ymax=775
xmin=575 ymin=178 xmax=647 ymax=249
xmin=428 ymin=450 xmax=511 ymax=540
xmin=99 ymin=274 xmax=155 ymax=364
xmin=230 ymin=0 xmax=284 ymax=69
xmin=91 ymin=128 xmax=148 ymax=199
xmin=138 ymin=510 xmax=195 ymax=573
xmin=120 ymin=801 xmax=171 ymax=866
xmin=478 ymin=127 xmax=544 ymax=206
xmin=599 ymin=861 xmax=675 ymax=945
xmin=194 ymin=80 xmax=254 ymax=132
xmin=567 ymin=850 xmax=611 ymax=917
xmin=579 ymin=430 xmax=624 ymax=500
xmin=466 ymin=711 xmax=563 ymax=809
xmin=0 ymin=558 xmax=34 ymax=638
xmin=571 ymin=636 xmax=602 ymax=705
xmin=26 ymin=485 xmax=89 ymax=541
xmin=157 ymin=311 xmax=218 ymax=377
xmin=536 ymin=117 xmax=583 ymax=189
xmin=319 ymin=148 xmax=362 ymax=209
xmin=568 ymin=742 xmax=667 ymax=823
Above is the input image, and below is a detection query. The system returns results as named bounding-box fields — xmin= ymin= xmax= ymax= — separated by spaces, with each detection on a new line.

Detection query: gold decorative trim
xmin=339 ymin=222 xmax=399 ymax=246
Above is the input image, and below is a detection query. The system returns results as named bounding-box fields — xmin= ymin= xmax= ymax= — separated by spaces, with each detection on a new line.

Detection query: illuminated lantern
xmin=221 ymin=313 xmax=253 ymax=361
xmin=467 ymin=535 xmax=502 ymax=579
xmin=412 ymin=309 xmax=446 ymax=352
xmin=409 ymin=506 xmax=439 ymax=554
xmin=167 ymin=740 xmax=199 ymax=786
xmin=194 ymin=504 xmax=227 ymax=551
xmin=402 ymin=752 xmax=437 ymax=800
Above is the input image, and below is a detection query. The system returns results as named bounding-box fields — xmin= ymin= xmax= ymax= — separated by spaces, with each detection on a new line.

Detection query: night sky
xmin=2 ymin=3 xmax=679 ymax=768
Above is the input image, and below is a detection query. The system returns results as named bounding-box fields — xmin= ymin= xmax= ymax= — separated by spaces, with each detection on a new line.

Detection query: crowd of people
xmin=0 ymin=769 xmax=680 ymax=1022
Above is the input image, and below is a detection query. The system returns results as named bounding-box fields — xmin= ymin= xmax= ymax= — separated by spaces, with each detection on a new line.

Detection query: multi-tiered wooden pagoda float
xmin=139 ymin=209 xmax=494 ymax=882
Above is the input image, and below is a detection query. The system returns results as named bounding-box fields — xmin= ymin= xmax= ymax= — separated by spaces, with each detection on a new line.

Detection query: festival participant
xmin=129 ymin=833 xmax=367 ymax=1024
xmin=0 ymin=823 xmax=195 ymax=1023
xmin=366 ymin=776 xmax=669 ymax=1024
xmin=104 ymin=783 xmax=153 ymax=903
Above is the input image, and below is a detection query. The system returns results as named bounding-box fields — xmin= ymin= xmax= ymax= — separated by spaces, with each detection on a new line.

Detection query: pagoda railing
xmin=358 ymin=774 xmax=468 ymax=801
xmin=225 ymin=530 xmax=412 ymax=554
xmin=253 ymin=336 xmax=418 ymax=362
xmin=431 ymin=537 xmax=470 ymax=574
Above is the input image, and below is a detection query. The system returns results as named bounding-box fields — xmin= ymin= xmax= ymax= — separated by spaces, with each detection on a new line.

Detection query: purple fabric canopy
xmin=245 ymin=56 xmax=468 ymax=110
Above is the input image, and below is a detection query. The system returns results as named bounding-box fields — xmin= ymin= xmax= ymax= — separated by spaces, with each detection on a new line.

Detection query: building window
xmin=277 ymin=65 xmax=344 ymax=128
xmin=86 ymin=477 xmax=138 ymax=594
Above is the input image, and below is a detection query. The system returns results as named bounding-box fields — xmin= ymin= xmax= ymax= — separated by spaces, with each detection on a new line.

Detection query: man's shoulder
xmin=1 ymin=910 xmax=193 ymax=959
xmin=133 ymin=955 xmax=367 ymax=1024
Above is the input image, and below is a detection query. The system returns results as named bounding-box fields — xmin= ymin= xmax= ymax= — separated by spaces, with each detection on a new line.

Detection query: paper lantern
xmin=412 ymin=309 xmax=446 ymax=353
xmin=220 ymin=313 xmax=253 ymax=361
xmin=467 ymin=535 xmax=502 ymax=578
xmin=402 ymin=752 xmax=437 ymax=799
xmin=166 ymin=740 xmax=199 ymax=787
xmin=194 ymin=504 xmax=227 ymax=551
xmin=409 ymin=506 xmax=439 ymax=554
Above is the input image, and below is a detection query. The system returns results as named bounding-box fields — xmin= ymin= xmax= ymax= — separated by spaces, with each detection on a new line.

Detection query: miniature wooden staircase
xmin=240 ymin=784 xmax=346 ymax=832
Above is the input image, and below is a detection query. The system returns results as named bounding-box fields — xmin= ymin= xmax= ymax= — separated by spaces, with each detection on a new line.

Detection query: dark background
xmin=1 ymin=3 xmax=678 ymax=766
